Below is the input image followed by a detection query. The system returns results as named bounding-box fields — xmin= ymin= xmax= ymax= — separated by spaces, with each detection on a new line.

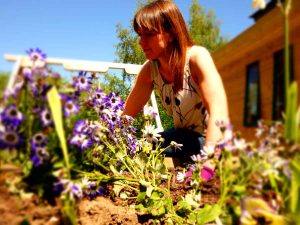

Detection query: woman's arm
xmin=123 ymin=61 xmax=154 ymax=118
xmin=190 ymin=46 xmax=229 ymax=146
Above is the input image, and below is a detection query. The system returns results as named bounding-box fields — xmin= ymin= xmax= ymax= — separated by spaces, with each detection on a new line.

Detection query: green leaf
xmin=137 ymin=191 xmax=147 ymax=202
xmin=151 ymin=191 xmax=162 ymax=200
xmin=139 ymin=179 xmax=153 ymax=197
xmin=151 ymin=204 xmax=165 ymax=217
xmin=109 ymin=164 xmax=120 ymax=175
xmin=185 ymin=193 xmax=200 ymax=208
xmin=155 ymin=160 xmax=167 ymax=174
xmin=284 ymin=81 xmax=298 ymax=142
xmin=47 ymin=86 xmax=70 ymax=174
xmin=115 ymin=150 xmax=126 ymax=160
xmin=135 ymin=152 xmax=148 ymax=170
xmin=135 ymin=203 xmax=147 ymax=213
xmin=146 ymin=185 xmax=154 ymax=197
xmin=297 ymin=106 xmax=300 ymax=142
xmin=176 ymin=198 xmax=192 ymax=213
xmin=290 ymin=156 xmax=300 ymax=213
xmin=113 ymin=181 xmax=126 ymax=196
xmin=232 ymin=185 xmax=246 ymax=195
xmin=196 ymin=204 xmax=222 ymax=225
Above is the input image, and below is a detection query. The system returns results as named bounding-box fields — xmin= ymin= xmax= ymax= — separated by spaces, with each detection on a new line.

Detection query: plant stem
xmin=284 ymin=11 xmax=290 ymax=108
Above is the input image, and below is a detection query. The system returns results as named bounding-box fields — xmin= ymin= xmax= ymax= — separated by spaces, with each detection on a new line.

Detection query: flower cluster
xmin=0 ymin=104 xmax=24 ymax=149
xmin=68 ymin=85 xmax=137 ymax=153
xmin=175 ymin=119 xmax=298 ymax=223
xmin=30 ymin=132 xmax=50 ymax=166
xmin=176 ymin=143 xmax=217 ymax=185
xmin=1 ymin=49 xmax=63 ymax=167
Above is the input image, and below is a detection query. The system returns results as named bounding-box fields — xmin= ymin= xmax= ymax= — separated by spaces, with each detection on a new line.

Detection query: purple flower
xmin=107 ymin=92 xmax=124 ymax=111
xmin=0 ymin=128 xmax=23 ymax=149
xmin=26 ymin=48 xmax=46 ymax=68
xmin=63 ymin=99 xmax=80 ymax=117
xmin=73 ymin=71 xmax=92 ymax=91
xmin=31 ymin=132 xmax=47 ymax=148
xmin=81 ymin=178 xmax=105 ymax=200
xmin=92 ymin=89 xmax=108 ymax=105
xmin=201 ymin=165 xmax=215 ymax=182
xmin=95 ymin=105 xmax=111 ymax=118
xmin=143 ymin=105 xmax=157 ymax=120
xmin=125 ymin=133 xmax=137 ymax=153
xmin=30 ymin=146 xmax=50 ymax=167
xmin=20 ymin=67 xmax=35 ymax=82
xmin=1 ymin=104 xmax=24 ymax=127
xmin=53 ymin=179 xmax=82 ymax=201
xmin=69 ymin=133 xmax=92 ymax=150
xmin=185 ymin=170 xmax=193 ymax=183
xmin=40 ymin=108 xmax=53 ymax=127
xmin=106 ymin=112 xmax=122 ymax=129
xmin=73 ymin=120 xmax=89 ymax=133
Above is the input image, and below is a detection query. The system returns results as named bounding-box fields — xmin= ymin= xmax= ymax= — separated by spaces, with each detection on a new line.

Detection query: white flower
xmin=252 ymin=0 xmax=266 ymax=9
xmin=60 ymin=179 xmax=83 ymax=200
xmin=80 ymin=176 xmax=90 ymax=189
xmin=190 ymin=154 xmax=204 ymax=162
xmin=233 ymin=138 xmax=247 ymax=150
xmin=143 ymin=105 xmax=157 ymax=119
xmin=170 ymin=141 xmax=183 ymax=150
xmin=223 ymin=125 xmax=233 ymax=141
xmin=142 ymin=124 xmax=161 ymax=143
xmin=193 ymin=192 xmax=201 ymax=202
xmin=200 ymin=144 xmax=215 ymax=159
xmin=176 ymin=171 xmax=186 ymax=183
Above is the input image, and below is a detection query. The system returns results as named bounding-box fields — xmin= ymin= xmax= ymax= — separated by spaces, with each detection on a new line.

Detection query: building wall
xmin=212 ymin=0 xmax=300 ymax=140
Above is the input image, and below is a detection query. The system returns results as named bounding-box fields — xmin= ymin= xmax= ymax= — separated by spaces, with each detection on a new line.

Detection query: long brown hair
xmin=133 ymin=0 xmax=194 ymax=93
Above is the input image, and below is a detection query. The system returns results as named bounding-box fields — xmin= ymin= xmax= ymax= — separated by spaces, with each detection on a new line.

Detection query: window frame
xmin=243 ymin=61 xmax=261 ymax=127
xmin=272 ymin=46 xmax=294 ymax=121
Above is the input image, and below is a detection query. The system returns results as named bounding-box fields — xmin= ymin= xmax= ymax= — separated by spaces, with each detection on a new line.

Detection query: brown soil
xmin=0 ymin=164 xmax=220 ymax=225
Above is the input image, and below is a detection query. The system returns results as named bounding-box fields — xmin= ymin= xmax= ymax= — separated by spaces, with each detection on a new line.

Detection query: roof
xmin=250 ymin=0 xmax=284 ymax=22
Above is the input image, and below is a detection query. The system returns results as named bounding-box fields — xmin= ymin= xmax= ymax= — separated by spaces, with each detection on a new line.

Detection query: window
xmin=272 ymin=47 xmax=294 ymax=120
xmin=244 ymin=61 xmax=261 ymax=126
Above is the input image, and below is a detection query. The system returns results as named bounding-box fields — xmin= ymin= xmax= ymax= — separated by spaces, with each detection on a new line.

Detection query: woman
xmin=123 ymin=0 xmax=229 ymax=162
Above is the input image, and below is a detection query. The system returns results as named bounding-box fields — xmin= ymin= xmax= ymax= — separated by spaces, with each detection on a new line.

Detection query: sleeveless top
xmin=150 ymin=46 xmax=208 ymax=135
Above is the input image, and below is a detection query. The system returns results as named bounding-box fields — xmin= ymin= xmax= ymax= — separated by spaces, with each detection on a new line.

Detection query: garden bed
xmin=0 ymin=164 xmax=220 ymax=225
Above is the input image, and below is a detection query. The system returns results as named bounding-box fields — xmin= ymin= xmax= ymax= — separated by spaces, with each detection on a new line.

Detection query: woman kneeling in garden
xmin=123 ymin=0 xmax=229 ymax=163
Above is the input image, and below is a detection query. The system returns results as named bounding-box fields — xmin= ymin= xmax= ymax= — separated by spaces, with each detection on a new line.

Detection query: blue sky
xmin=0 ymin=0 xmax=258 ymax=73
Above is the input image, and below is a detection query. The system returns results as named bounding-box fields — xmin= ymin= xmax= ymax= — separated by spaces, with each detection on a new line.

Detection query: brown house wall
xmin=212 ymin=1 xmax=300 ymax=140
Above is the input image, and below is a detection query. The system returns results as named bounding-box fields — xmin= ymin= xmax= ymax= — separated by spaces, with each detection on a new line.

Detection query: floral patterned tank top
xmin=150 ymin=46 xmax=208 ymax=135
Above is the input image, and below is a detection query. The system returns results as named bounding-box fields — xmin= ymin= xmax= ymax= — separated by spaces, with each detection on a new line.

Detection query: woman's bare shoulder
xmin=190 ymin=45 xmax=211 ymax=62
xmin=189 ymin=45 xmax=219 ymax=81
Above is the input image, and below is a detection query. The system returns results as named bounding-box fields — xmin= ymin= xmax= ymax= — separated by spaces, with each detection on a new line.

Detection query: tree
xmin=99 ymin=72 xmax=131 ymax=100
xmin=188 ymin=0 xmax=227 ymax=52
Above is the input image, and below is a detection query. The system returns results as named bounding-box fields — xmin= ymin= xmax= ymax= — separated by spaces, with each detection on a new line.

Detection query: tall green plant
xmin=277 ymin=0 xmax=300 ymax=143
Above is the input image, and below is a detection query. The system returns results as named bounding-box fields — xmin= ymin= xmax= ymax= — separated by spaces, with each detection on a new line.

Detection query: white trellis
xmin=4 ymin=54 xmax=164 ymax=132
